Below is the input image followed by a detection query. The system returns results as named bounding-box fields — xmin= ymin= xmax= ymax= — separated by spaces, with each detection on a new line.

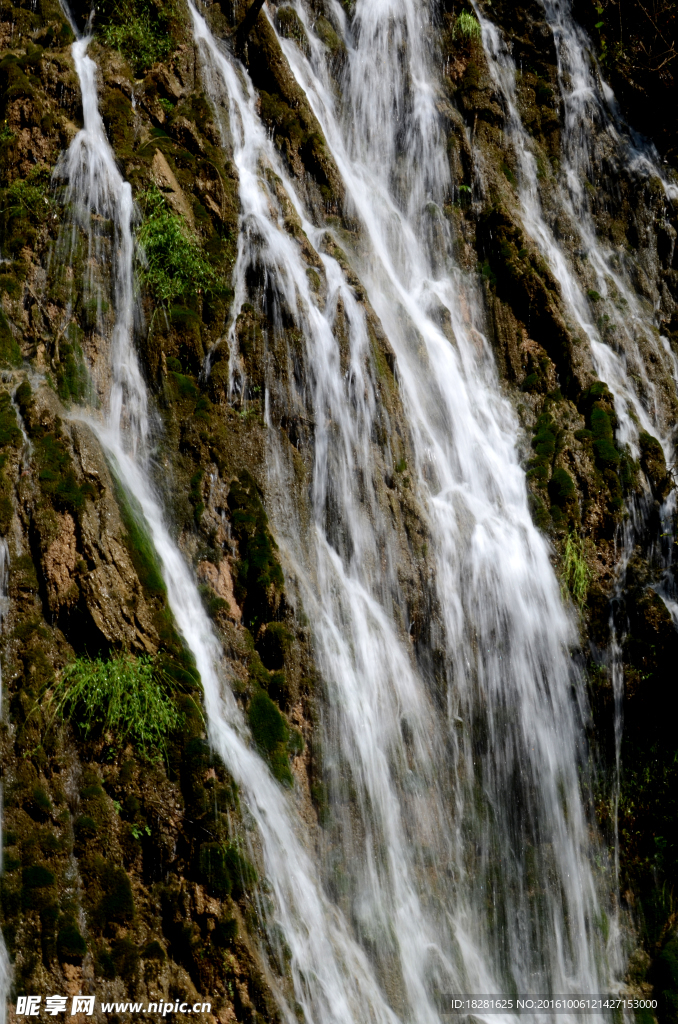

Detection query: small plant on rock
xmin=46 ymin=653 xmax=182 ymax=756
xmin=99 ymin=0 xmax=174 ymax=75
xmin=453 ymin=10 xmax=481 ymax=41
xmin=562 ymin=532 xmax=590 ymax=610
xmin=137 ymin=185 xmax=220 ymax=312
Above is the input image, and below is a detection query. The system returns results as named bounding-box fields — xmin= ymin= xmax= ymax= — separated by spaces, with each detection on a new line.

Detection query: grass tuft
xmin=563 ymin=532 xmax=590 ymax=610
xmin=453 ymin=10 xmax=481 ymax=40
xmin=46 ymin=653 xmax=182 ymax=756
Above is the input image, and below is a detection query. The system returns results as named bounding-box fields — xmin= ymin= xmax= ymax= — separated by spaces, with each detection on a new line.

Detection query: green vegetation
xmin=638 ymin=431 xmax=671 ymax=500
xmin=212 ymin=916 xmax=238 ymax=947
xmin=562 ymin=533 xmax=590 ymax=609
xmin=0 ymin=391 xmax=22 ymax=532
xmin=655 ymin=933 xmax=678 ymax=1022
xmin=14 ymin=380 xmax=95 ymax=515
xmin=95 ymin=864 xmax=135 ymax=926
xmin=590 ymin=405 xmax=619 ymax=467
xmin=575 ymin=381 xmax=627 ymax=512
xmin=137 ymin=186 xmax=220 ymax=310
xmin=453 ymin=10 xmax=481 ymax=40
xmin=198 ymin=842 xmax=256 ymax=898
xmin=46 ymin=654 xmax=183 ymax=756
xmin=0 ymin=307 xmax=21 ymax=366
xmin=227 ymin=470 xmax=285 ymax=630
xmin=276 ymin=6 xmax=309 ymax=52
xmin=548 ymin=466 xmax=576 ymax=509
xmin=527 ymin=411 xmax=557 ymax=485
xmin=248 ymin=688 xmax=287 ymax=752
xmin=258 ymin=622 xmax=292 ymax=671
xmin=36 ymin=432 xmax=93 ymax=512
xmin=314 ymin=14 xmax=344 ymax=54
xmin=248 ymin=688 xmax=293 ymax=786
xmin=99 ymin=0 xmax=175 ymax=76
xmin=57 ymin=924 xmax=87 ymax=964
xmin=111 ymin=474 xmax=166 ymax=598
xmin=0 ymin=165 xmax=54 ymax=258
xmin=501 ymin=161 xmax=517 ymax=186
xmin=55 ymin=326 xmax=89 ymax=404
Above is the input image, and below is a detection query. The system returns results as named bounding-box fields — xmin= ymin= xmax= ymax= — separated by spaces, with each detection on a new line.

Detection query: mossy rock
xmin=228 ymin=470 xmax=284 ymax=629
xmin=257 ymin=622 xmax=292 ymax=670
xmin=314 ymin=15 xmax=345 ymax=56
xmin=655 ymin=934 xmax=678 ymax=1024
xmin=275 ymin=6 xmax=309 ymax=53
xmin=95 ymin=864 xmax=134 ymax=927
xmin=248 ymin=688 xmax=293 ymax=784
xmin=248 ymin=688 xmax=287 ymax=752
xmin=199 ymin=842 xmax=256 ymax=899
xmin=638 ymin=431 xmax=671 ymax=500
xmin=212 ymin=916 xmax=237 ymax=947
xmin=21 ymin=864 xmax=56 ymax=910
xmin=548 ymin=467 xmax=576 ymax=509
xmin=57 ymin=923 xmax=87 ymax=964
xmin=527 ymin=412 xmax=557 ymax=486
xmin=0 ymin=307 xmax=22 ymax=366
xmin=110 ymin=936 xmax=139 ymax=981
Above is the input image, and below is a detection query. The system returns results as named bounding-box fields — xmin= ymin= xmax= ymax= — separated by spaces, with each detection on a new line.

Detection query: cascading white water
xmin=56 ymin=14 xmax=409 ymax=1024
xmin=49 ymin=0 xmax=657 ymax=1016
xmin=191 ymin=0 xmax=623 ymax=1018
xmin=53 ymin=9 xmax=149 ymax=454
xmin=475 ymin=0 xmax=678 ymax=940
xmin=536 ymin=0 xmax=678 ymax=613
xmin=475 ymin=0 xmax=676 ymax=467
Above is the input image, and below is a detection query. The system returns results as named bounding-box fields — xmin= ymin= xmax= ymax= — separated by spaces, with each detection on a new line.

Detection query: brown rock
xmin=70 ymin=421 xmax=159 ymax=652
xmin=170 ymin=114 xmax=204 ymax=153
xmin=197 ymin=558 xmax=241 ymax=621
xmin=151 ymin=148 xmax=195 ymax=228
xmin=44 ymin=511 xmax=78 ymax=607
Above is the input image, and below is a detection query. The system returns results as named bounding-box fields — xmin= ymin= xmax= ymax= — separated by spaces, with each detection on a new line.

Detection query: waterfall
xmin=536 ymin=0 xmax=678 ymax=614
xmin=56 ymin=14 xmax=406 ymax=1024
xmin=191 ymin=0 xmax=621 ymax=1015
xmin=474 ymin=0 xmax=678 ymax=956
xmin=53 ymin=8 xmax=149 ymax=453
xmin=46 ymin=0 xmax=633 ymax=1019
xmin=475 ymin=2 xmax=676 ymax=462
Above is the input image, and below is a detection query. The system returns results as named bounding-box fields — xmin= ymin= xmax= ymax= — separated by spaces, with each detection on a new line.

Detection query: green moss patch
xmin=227 ymin=470 xmax=284 ymax=630
xmin=248 ymin=688 xmax=293 ymax=785
xmin=198 ymin=842 xmax=256 ymax=898
xmin=0 ymin=390 xmax=22 ymax=532
xmin=111 ymin=473 xmax=166 ymax=599
xmin=0 ymin=307 xmax=21 ymax=366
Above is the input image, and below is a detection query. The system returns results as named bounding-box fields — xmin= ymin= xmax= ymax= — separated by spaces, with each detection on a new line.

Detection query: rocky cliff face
xmin=1 ymin=0 xmax=678 ymax=1020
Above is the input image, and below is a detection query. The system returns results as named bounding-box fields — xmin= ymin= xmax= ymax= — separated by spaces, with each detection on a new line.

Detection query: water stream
xmin=35 ymin=0 xmax=653 ymax=1020
xmin=191 ymin=0 xmax=622 ymax=1017
xmin=474 ymin=0 xmax=678 ymax=879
